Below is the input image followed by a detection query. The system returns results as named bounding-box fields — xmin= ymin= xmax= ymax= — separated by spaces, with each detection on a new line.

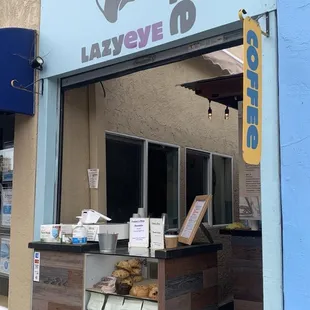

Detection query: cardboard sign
xmin=242 ymin=16 xmax=262 ymax=165
xmin=178 ymin=195 xmax=212 ymax=245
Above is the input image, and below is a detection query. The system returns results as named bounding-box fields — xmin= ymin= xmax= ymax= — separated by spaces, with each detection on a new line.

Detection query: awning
xmin=202 ymin=49 xmax=243 ymax=75
xmin=179 ymin=73 xmax=243 ymax=110
xmin=0 ymin=28 xmax=36 ymax=115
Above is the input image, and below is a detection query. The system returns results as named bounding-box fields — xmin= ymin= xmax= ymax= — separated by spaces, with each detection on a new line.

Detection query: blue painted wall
xmin=278 ymin=1 xmax=310 ymax=309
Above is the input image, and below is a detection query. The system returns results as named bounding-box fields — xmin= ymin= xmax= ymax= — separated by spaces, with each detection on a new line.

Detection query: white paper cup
xmin=138 ymin=208 xmax=145 ymax=218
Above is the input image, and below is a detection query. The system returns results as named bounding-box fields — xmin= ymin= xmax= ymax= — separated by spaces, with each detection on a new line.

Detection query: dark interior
xmin=186 ymin=152 xmax=207 ymax=212
xmin=106 ymin=137 xmax=142 ymax=223
xmin=147 ymin=145 xmax=168 ymax=218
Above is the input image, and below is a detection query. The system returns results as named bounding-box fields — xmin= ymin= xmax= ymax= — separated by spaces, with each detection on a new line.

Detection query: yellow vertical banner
xmin=242 ymin=17 xmax=262 ymax=165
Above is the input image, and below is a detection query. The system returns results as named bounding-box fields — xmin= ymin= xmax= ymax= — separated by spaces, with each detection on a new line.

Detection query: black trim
xmin=55 ymin=90 xmax=65 ymax=224
xmin=154 ymin=243 xmax=222 ymax=259
xmin=28 ymin=241 xmax=222 ymax=259
xmin=28 ymin=241 xmax=99 ymax=253
xmin=220 ymin=229 xmax=262 ymax=237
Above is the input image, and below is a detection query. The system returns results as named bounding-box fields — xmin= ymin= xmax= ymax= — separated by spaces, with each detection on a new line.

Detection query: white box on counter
xmin=40 ymin=223 xmax=129 ymax=243
xmin=61 ymin=224 xmax=74 ymax=243
xmin=85 ymin=223 xmax=129 ymax=241
xmin=40 ymin=225 xmax=62 ymax=243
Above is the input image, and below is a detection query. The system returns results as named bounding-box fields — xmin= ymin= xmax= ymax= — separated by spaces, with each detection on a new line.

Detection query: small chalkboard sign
xmin=178 ymin=195 xmax=212 ymax=245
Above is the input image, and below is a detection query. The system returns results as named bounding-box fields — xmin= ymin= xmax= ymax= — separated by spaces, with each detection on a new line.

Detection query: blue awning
xmin=0 ymin=28 xmax=36 ymax=115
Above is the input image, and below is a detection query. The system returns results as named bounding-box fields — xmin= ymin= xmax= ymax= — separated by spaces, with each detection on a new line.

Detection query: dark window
xmin=148 ymin=143 xmax=178 ymax=228
xmin=106 ymin=135 xmax=143 ymax=223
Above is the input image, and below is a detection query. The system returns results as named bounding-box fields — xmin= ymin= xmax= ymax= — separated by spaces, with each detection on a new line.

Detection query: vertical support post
xmin=260 ymin=11 xmax=283 ymax=310
xmin=33 ymin=78 xmax=60 ymax=240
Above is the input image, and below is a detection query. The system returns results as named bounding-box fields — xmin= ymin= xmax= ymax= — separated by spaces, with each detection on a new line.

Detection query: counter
xmin=220 ymin=229 xmax=262 ymax=310
xmin=28 ymin=242 xmax=222 ymax=310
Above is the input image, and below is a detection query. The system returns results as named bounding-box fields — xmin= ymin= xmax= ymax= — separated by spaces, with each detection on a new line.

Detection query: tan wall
xmin=0 ymin=1 xmax=41 ymax=309
xmin=62 ymin=57 xmax=239 ymax=302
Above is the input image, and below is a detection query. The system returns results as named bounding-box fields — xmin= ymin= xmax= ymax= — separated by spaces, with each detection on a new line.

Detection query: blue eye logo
xmin=96 ymin=0 xmax=136 ymax=23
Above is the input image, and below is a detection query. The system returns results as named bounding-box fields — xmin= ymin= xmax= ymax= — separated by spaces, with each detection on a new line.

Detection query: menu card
xmin=150 ymin=218 xmax=164 ymax=249
xmin=178 ymin=195 xmax=211 ymax=245
xmin=129 ymin=218 xmax=149 ymax=248
xmin=180 ymin=201 xmax=204 ymax=239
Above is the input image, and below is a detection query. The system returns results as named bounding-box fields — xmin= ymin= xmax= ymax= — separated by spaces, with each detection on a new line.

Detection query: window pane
xmin=0 ymin=114 xmax=14 ymax=306
xmin=186 ymin=150 xmax=210 ymax=221
xmin=148 ymin=143 xmax=178 ymax=228
xmin=106 ymin=135 xmax=143 ymax=223
xmin=212 ymin=155 xmax=233 ymax=225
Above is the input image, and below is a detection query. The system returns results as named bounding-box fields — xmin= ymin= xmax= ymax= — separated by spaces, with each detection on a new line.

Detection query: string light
xmin=208 ymin=101 xmax=212 ymax=120
xmin=224 ymin=106 xmax=229 ymax=120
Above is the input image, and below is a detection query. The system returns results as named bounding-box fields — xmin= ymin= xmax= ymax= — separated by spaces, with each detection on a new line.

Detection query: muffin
xmin=132 ymin=275 xmax=143 ymax=283
xmin=112 ymin=269 xmax=130 ymax=279
xmin=128 ymin=258 xmax=141 ymax=268
xmin=148 ymin=286 xmax=158 ymax=300
xmin=129 ymin=285 xmax=149 ymax=298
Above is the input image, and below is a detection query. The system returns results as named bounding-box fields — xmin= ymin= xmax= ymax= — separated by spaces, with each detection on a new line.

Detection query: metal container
xmin=161 ymin=213 xmax=169 ymax=233
xmin=98 ymin=232 xmax=118 ymax=253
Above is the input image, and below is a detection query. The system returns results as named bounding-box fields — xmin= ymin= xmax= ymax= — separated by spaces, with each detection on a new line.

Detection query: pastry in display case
xmin=87 ymin=256 xmax=158 ymax=310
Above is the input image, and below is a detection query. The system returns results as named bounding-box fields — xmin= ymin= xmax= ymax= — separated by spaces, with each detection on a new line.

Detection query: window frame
xmin=185 ymin=147 xmax=234 ymax=227
xmin=105 ymin=131 xmax=181 ymax=228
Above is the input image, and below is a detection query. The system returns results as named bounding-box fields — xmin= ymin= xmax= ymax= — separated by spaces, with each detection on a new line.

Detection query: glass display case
xmin=0 ymin=114 xmax=14 ymax=306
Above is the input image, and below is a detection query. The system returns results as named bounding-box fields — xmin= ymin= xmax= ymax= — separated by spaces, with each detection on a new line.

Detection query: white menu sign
xmin=150 ymin=218 xmax=164 ymax=249
xmin=88 ymin=168 xmax=99 ymax=189
xmin=129 ymin=218 xmax=149 ymax=248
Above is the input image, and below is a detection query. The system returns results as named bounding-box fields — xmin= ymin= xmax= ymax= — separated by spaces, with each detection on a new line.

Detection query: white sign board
xmin=40 ymin=0 xmax=276 ymax=78
xmin=1 ymin=188 xmax=12 ymax=227
xmin=129 ymin=218 xmax=149 ymax=248
xmin=0 ymin=237 xmax=10 ymax=275
xmin=150 ymin=218 xmax=164 ymax=249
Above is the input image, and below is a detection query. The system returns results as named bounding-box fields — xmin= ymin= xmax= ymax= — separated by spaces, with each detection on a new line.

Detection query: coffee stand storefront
xmin=30 ymin=1 xmax=282 ymax=310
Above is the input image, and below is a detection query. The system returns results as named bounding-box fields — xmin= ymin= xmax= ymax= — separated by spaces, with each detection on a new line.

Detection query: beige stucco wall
xmin=0 ymin=1 xmax=41 ymax=309
xmin=62 ymin=57 xmax=239 ymax=302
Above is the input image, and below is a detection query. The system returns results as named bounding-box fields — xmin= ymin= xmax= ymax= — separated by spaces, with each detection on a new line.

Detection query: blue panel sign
xmin=0 ymin=28 xmax=35 ymax=115
xmin=40 ymin=0 xmax=276 ymax=78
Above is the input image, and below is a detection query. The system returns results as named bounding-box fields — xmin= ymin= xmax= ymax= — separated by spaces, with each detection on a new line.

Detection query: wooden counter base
xmin=232 ymin=236 xmax=262 ymax=310
xmin=30 ymin=243 xmax=222 ymax=310
xmin=32 ymin=252 xmax=84 ymax=310
xmin=158 ymin=253 xmax=218 ymax=310
xmin=220 ymin=231 xmax=263 ymax=310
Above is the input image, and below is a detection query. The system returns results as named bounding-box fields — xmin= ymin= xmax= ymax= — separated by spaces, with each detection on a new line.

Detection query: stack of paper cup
xmin=138 ymin=208 xmax=145 ymax=218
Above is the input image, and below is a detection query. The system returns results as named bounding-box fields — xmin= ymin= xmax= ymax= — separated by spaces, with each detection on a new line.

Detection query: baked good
xmin=129 ymin=285 xmax=149 ymax=298
xmin=93 ymin=276 xmax=116 ymax=294
xmin=116 ymin=260 xmax=132 ymax=272
xmin=116 ymin=283 xmax=131 ymax=295
xmin=131 ymin=267 xmax=142 ymax=276
xmin=121 ymin=277 xmax=133 ymax=287
xmin=148 ymin=286 xmax=158 ymax=300
xmin=148 ymin=283 xmax=157 ymax=290
xmin=112 ymin=269 xmax=130 ymax=279
xmin=128 ymin=258 xmax=141 ymax=268
xmin=132 ymin=275 xmax=143 ymax=283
